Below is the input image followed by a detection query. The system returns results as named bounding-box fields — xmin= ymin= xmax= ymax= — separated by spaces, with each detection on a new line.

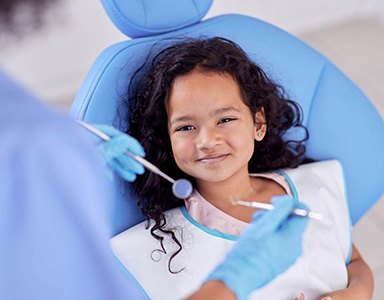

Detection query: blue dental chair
xmin=70 ymin=0 xmax=384 ymax=297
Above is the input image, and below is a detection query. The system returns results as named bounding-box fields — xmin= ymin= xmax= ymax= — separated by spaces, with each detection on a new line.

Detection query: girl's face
xmin=167 ymin=70 xmax=266 ymax=186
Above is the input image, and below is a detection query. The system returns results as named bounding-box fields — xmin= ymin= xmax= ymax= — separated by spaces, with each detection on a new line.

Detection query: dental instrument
xmin=77 ymin=121 xmax=193 ymax=199
xmin=232 ymin=199 xmax=323 ymax=220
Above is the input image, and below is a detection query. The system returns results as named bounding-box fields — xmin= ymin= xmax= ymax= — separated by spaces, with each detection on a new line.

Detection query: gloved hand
xmin=206 ymin=195 xmax=309 ymax=300
xmin=93 ymin=124 xmax=145 ymax=182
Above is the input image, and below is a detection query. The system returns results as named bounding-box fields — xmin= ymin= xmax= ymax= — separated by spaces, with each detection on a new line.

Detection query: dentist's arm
xmin=187 ymin=281 xmax=236 ymax=300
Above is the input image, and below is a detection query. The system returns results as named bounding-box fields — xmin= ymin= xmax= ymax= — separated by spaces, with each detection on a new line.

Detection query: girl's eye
xmin=175 ymin=125 xmax=195 ymax=132
xmin=218 ymin=118 xmax=236 ymax=125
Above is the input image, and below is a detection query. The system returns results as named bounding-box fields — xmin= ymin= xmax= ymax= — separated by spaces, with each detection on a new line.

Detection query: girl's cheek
xmin=171 ymin=139 xmax=186 ymax=157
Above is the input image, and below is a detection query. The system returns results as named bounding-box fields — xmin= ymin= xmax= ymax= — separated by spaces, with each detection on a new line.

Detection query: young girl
xmin=107 ymin=37 xmax=373 ymax=299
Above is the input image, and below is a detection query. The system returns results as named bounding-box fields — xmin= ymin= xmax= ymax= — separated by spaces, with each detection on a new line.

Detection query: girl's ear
xmin=254 ymin=108 xmax=267 ymax=141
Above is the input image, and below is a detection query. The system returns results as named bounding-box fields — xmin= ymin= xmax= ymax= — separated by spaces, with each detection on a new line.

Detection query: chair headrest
xmin=101 ymin=0 xmax=213 ymax=38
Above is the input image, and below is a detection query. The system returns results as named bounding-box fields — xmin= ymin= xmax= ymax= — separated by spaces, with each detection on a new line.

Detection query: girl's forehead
xmin=167 ymin=71 xmax=252 ymax=120
xmin=169 ymin=71 xmax=242 ymax=105
xmin=172 ymin=69 xmax=236 ymax=87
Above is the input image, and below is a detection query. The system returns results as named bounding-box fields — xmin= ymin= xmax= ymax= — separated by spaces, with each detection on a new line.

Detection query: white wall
xmin=207 ymin=0 xmax=382 ymax=33
xmin=1 ymin=0 xmax=383 ymax=104
xmin=1 ymin=0 xmax=124 ymax=103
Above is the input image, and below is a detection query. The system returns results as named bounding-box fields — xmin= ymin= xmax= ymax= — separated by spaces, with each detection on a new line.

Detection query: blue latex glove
xmin=93 ymin=124 xmax=145 ymax=182
xmin=206 ymin=195 xmax=309 ymax=300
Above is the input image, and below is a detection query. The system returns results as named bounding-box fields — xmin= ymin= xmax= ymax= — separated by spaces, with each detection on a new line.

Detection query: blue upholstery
xmin=100 ymin=0 xmax=213 ymax=38
xmin=70 ymin=0 xmax=384 ymax=236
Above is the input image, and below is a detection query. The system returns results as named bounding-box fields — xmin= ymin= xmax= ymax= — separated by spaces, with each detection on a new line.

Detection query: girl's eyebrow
xmin=210 ymin=106 xmax=241 ymax=116
xmin=170 ymin=115 xmax=193 ymax=126
xmin=170 ymin=106 xmax=240 ymax=126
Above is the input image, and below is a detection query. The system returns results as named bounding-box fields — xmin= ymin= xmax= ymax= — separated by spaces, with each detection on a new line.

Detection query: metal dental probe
xmin=232 ymin=199 xmax=323 ymax=220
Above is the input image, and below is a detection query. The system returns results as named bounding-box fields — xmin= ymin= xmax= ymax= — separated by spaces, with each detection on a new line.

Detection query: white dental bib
xmin=111 ymin=160 xmax=351 ymax=299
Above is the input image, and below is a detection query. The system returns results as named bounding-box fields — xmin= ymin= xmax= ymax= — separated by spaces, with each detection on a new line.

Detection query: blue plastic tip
xmin=172 ymin=179 xmax=193 ymax=199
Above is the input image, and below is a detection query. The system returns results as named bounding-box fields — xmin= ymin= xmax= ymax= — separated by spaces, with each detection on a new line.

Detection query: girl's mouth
xmin=197 ymin=154 xmax=229 ymax=164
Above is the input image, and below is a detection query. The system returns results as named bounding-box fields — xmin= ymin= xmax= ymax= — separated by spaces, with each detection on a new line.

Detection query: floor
xmin=299 ymin=17 xmax=384 ymax=299
xmin=54 ymin=16 xmax=384 ymax=299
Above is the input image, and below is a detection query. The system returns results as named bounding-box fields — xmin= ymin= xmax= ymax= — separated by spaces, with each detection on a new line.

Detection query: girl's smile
xmin=196 ymin=153 xmax=229 ymax=165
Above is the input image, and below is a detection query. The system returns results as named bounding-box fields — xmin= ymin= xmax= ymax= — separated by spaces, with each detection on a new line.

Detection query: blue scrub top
xmin=0 ymin=70 xmax=146 ymax=300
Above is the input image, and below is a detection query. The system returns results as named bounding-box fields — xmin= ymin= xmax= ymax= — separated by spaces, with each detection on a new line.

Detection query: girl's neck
xmin=194 ymin=170 xmax=287 ymax=223
xmin=195 ymin=171 xmax=257 ymax=212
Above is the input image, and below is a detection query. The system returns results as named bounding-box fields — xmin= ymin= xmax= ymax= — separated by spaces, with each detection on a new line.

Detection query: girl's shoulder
xmin=293 ymin=159 xmax=343 ymax=173
xmin=275 ymin=159 xmax=344 ymax=195
xmin=280 ymin=160 xmax=344 ymax=187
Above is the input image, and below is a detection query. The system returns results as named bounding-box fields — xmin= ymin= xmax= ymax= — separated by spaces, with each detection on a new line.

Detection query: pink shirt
xmin=184 ymin=172 xmax=291 ymax=236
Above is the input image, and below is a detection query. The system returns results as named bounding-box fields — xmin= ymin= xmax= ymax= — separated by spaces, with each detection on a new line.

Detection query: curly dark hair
xmin=122 ymin=37 xmax=308 ymax=273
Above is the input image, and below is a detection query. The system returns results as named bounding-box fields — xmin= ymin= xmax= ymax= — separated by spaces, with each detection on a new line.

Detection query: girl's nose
xmin=195 ymin=127 xmax=221 ymax=150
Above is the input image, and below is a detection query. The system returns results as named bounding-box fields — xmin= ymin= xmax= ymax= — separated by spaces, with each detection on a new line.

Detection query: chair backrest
xmin=70 ymin=0 xmax=384 ymax=235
